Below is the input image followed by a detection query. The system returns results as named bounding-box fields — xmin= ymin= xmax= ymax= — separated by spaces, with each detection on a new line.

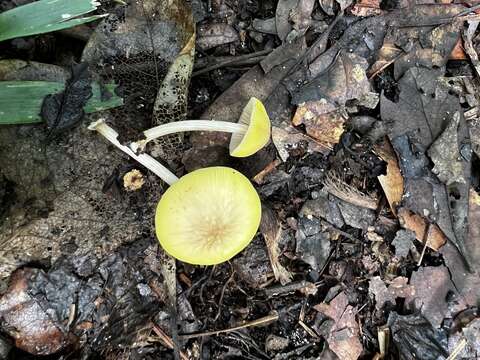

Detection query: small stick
xmin=152 ymin=324 xmax=189 ymax=360
xmin=193 ymin=49 xmax=273 ymax=77
xmin=179 ymin=311 xmax=279 ymax=340
xmin=298 ymin=320 xmax=321 ymax=340
xmin=264 ymin=280 xmax=314 ymax=297
xmin=417 ymin=223 xmax=431 ymax=267
xmin=446 ymin=338 xmax=467 ymax=360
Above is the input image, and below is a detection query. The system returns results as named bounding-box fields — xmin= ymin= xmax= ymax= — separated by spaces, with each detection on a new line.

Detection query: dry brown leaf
xmin=272 ymin=125 xmax=330 ymax=161
xmin=368 ymin=35 xmax=402 ymax=78
xmin=351 ymin=0 xmax=383 ymax=17
xmin=405 ymin=266 xmax=458 ymax=328
xmin=375 ymin=140 xmax=403 ymax=216
xmin=315 ymin=292 xmax=363 ymax=360
xmin=292 ymin=102 xmax=345 ymax=150
xmin=449 ymin=38 xmax=467 ymax=60
xmin=369 ymin=276 xmax=415 ymax=311
xmin=397 ymin=208 xmax=447 ymax=251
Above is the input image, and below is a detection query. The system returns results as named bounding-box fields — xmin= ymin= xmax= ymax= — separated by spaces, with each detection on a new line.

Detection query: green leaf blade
xmin=0 ymin=0 xmax=105 ymax=42
xmin=0 ymin=81 xmax=123 ymax=125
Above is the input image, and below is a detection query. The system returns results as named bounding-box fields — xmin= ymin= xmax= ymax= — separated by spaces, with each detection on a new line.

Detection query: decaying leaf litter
xmin=1 ymin=0 xmax=480 ymax=359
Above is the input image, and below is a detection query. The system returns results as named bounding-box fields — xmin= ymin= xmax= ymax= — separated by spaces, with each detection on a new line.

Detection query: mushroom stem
xmin=88 ymin=119 xmax=179 ymax=185
xmin=130 ymin=120 xmax=248 ymax=152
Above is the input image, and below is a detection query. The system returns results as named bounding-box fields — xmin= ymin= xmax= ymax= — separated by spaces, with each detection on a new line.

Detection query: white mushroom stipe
xmin=88 ymin=119 xmax=179 ymax=185
xmin=130 ymin=120 xmax=247 ymax=153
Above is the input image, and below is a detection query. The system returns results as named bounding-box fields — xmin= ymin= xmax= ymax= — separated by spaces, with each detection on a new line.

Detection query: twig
xmin=179 ymin=311 xmax=279 ymax=339
xmin=193 ymin=49 xmax=273 ymax=77
xmin=152 ymin=324 xmax=189 ymax=360
xmin=298 ymin=320 xmax=321 ymax=340
xmin=320 ymin=219 xmax=362 ymax=243
xmin=417 ymin=223 xmax=431 ymax=267
xmin=264 ymin=280 xmax=314 ymax=297
xmin=446 ymin=338 xmax=467 ymax=360
xmin=214 ymin=268 xmax=235 ymax=322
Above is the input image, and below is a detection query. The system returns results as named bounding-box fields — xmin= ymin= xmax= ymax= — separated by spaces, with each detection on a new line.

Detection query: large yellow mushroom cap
xmin=155 ymin=167 xmax=262 ymax=265
xmin=230 ymin=97 xmax=271 ymax=157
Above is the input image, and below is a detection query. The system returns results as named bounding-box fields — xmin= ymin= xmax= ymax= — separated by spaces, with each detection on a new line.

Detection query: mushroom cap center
xmin=155 ymin=166 xmax=262 ymax=265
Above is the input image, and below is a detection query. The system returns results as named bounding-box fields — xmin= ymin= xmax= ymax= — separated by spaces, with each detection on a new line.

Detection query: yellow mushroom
xmin=155 ymin=167 xmax=261 ymax=265
xmin=130 ymin=97 xmax=271 ymax=157
xmin=88 ymin=120 xmax=263 ymax=265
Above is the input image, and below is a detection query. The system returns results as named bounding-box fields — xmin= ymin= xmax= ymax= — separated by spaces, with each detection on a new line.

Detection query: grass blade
xmin=0 ymin=81 xmax=123 ymax=125
xmin=0 ymin=0 xmax=106 ymax=42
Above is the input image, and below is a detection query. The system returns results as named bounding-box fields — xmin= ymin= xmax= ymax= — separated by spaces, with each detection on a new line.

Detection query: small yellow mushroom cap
xmin=230 ymin=97 xmax=271 ymax=157
xmin=155 ymin=167 xmax=261 ymax=265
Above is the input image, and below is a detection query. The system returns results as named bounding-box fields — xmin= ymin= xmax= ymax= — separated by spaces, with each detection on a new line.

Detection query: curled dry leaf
xmin=292 ymin=102 xmax=345 ymax=151
xmin=259 ymin=205 xmax=293 ymax=285
xmin=375 ymin=139 xmax=403 ymax=216
xmin=314 ymin=292 xmax=363 ymax=360
xmin=397 ymin=208 xmax=447 ymax=251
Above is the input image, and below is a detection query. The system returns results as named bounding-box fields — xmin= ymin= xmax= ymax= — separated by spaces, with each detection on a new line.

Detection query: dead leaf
xmin=391 ymin=229 xmax=416 ymax=258
xmin=428 ymin=113 xmax=465 ymax=186
xmin=368 ymin=32 xmax=403 ymax=78
xmin=449 ymin=37 xmax=467 ymax=60
xmin=375 ymin=139 xmax=403 ymax=215
xmin=315 ymin=292 xmax=363 ymax=360
xmin=290 ymin=0 xmax=316 ymax=32
xmin=381 ymin=67 xmax=471 ymax=265
xmin=272 ymin=125 xmax=330 ymax=161
xmin=292 ymin=52 xmax=371 ymax=106
xmin=318 ymin=0 xmax=335 ymax=16
xmin=462 ymin=20 xmax=480 ymax=78
xmin=276 ymin=0 xmax=298 ymax=41
xmin=397 ymin=208 xmax=447 ymax=251
xmin=292 ymin=102 xmax=345 ymax=149
xmin=405 ymin=265 xmax=458 ymax=328
xmin=388 ymin=5 xmax=465 ymax=79
xmin=351 ymin=0 xmax=383 ymax=17
xmin=388 ymin=312 xmax=449 ymax=359
xmin=0 ymin=269 xmax=72 ymax=355
xmin=295 ymin=217 xmax=330 ymax=272
xmin=252 ymin=17 xmax=277 ymax=35
xmin=369 ymin=276 xmax=415 ymax=310
xmin=336 ymin=0 xmax=353 ymax=11
xmin=196 ymin=23 xmax=239 ymax=50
